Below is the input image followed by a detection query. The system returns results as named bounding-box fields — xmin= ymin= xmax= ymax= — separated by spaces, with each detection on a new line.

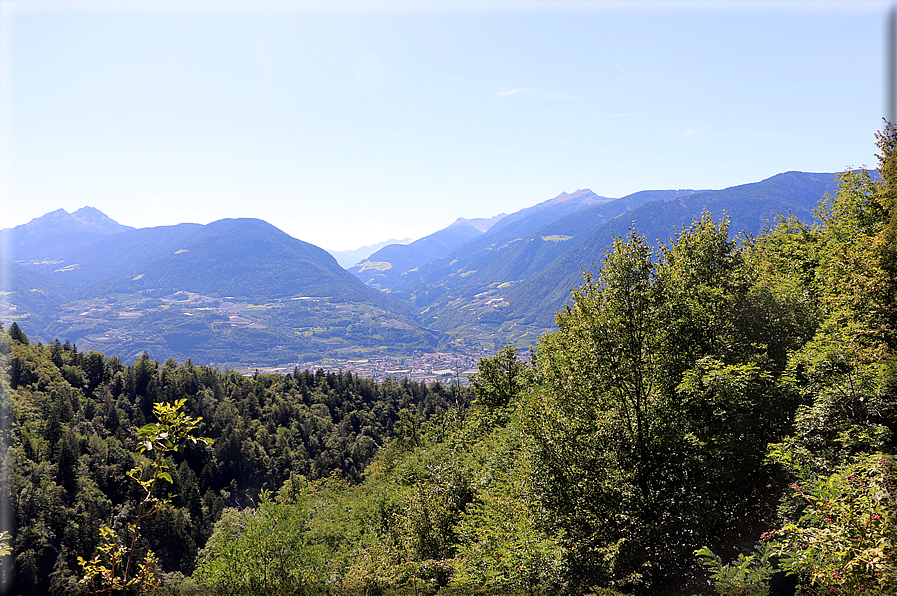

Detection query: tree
xmin=775 ymin=124 xmax=897 ymax=476
xmin=8 ymin=322 xmax=28 ymax=345
xmin=468 ymin=345 xmax=529 ymax=410
xmin=194 ymin=490 xmax=327 ymax=595
xmin=528 ymin=215 xmax=795 ymax=593
xmin=765 ymin=452 xmax=897 ymax=595
xmin=78 ymin=399 xmax=213 ymax=595
xmin=529 ymin=230 xmax=665 ymax=592
xmin=691 ymin=124 xmax=897 ymax=596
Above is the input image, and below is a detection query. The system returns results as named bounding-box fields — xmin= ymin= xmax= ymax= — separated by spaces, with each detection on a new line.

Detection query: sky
xmin=0 ymin=0 xmax=890 ymax=251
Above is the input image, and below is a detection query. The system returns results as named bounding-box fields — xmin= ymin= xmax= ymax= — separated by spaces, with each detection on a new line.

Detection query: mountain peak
xmin=38 ymin=208 xmax=72 ymax=220
xmin=455 ymin=214 xmax=507 ymax=233
xmin=4 ymin=206 xmax=135 ymax=261
xmin=70 ymin=206 xmax=135 ymax=234
xmin=546 ymin=189 xmax=613 ymax=206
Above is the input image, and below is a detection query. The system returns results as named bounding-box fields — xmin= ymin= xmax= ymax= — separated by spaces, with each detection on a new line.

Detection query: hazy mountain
xmin=69 ymin=206 xmax=134 ymax=234
xmin=327 ymin=238 xmax=414 ymax=269
xmin=2 ymin=206 xmax=135 ymax=261
xmin=0 ymin=258 xmax=62 ymax=332
xmin=484 ymin=188 xmax=612 ymax=237
xmin=383 ymin=189 xmax=696 ymax=298
xmin=5 ymin=213 xmax=437 ymax=364
xmin=357 ymin=172 xmax=840 ymax=338
xmin=505 ymin=171 xmax=842 ymax=326
xmin=350 ymin=219 xmax=486 ymax=287
xmin=2 ymin=171 xmax=849 ymax=366
xmin=351 ymin=189 xmax=609 ymax=289
xmin=99 ymin=218 xmax=404 ymax=303
xmin=457 ymin=214 xmax=507 ymax=232
xmin=9 ymin=214 xmax=397 ymax=305
xmin=20 ymin=223 xmax=204 ymax=289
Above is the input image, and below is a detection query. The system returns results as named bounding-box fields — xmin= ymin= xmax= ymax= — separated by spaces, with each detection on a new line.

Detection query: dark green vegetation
xmin=0 ymin=329 xmax=464 ymax=593
xmin=1 ymin=126 xmax=895 ymax=595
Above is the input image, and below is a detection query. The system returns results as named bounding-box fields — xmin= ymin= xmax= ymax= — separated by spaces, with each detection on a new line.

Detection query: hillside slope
xmin=2 ymin=206 xmax=135 ymax=261
xmin=507 ymin=171 xmax=841 ymax=326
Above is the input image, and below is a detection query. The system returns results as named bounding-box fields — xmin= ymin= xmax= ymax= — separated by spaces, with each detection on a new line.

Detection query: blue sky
xmin=0 ymin=0 xmax=889 ymax=250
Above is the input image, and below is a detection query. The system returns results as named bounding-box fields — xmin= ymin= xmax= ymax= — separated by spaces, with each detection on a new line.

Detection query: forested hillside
xmin=1 ymin=126 xmax=896 ymax=595
xmin=0 ymin=331 xmax=465 ymax=593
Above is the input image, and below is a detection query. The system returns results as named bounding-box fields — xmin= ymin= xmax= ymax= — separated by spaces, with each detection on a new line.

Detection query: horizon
xmin=3 ymin=166 xmax=852 ymax=253
xmin=0 ymin=1 xmax=887 ymax=251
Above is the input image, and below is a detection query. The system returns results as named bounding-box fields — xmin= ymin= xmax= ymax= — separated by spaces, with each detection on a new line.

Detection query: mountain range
xmin=326 ymin=238 xmax=414 ymax=269
xmin=0 ymin=170 xmax=846 ymax=366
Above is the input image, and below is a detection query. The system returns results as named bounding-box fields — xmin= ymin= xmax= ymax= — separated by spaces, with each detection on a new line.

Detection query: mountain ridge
xmin=2 ymin=206 xmax=136 ymax=261
xmin=1 ymin=170 xmax=852 ymax=366
xmin=327 ymin=238 xmax=414 ymax=269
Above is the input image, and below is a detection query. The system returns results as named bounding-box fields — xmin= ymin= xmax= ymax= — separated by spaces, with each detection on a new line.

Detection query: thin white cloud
xmin=494 ymin=88 xmax=576 ymax=102
xmin=672 ymin=127 xmax=709 ymax=137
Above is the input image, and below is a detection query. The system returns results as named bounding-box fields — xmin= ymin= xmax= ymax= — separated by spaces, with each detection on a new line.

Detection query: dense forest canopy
xmin=0 ymin=332 xmax=465 ymax=593
xmin=1 ymin=125 xmax=896 ymax=594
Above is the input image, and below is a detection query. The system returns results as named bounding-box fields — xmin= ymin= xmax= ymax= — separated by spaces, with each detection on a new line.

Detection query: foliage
xmin=8 ymin=125 xmax=897 ymax=595
xmin=451 ymin=443 xmax=566 ymax=595
xmin=77 ymin=399 xmax=213 ymax=595
xmin=194 ymin=490 xmax=327 ymax=595
xmin=2 ymin=330 xmax=463 ymax=593
xmin=764 ymin=452 xmax=897 ymax=595
xmin=467 ymin=345 xmax=529 ymax=410
xmin=528 ymin=214 xmax=795 ymax=593
xmin=77 ymin=527 xmax=161 ymax=596
xmin=0 ymin=531 xmax=10 ymax=562
xmin=694 ymin=544 xmax=773 ymax=596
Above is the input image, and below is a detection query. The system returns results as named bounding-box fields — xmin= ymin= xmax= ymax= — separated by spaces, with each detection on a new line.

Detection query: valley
xmin=0 ymin=170 xmax=851 ymax=372
xmin=37 ymin=288 xmax=535 ymax=380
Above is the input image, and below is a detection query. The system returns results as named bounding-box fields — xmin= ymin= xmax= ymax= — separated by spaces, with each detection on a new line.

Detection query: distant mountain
xmin=327 ymin=238 xmax=414 ymax=269
xmin=351 ymin=189 xmax=608 ymax=289
xmin=350 ymin=219 xmax=487 ymax=288
xmin=457 ymin=214 xmax=507 ymax=232
xmin=18 ymin=217 xmax=409 ymax=313
xmin=20 ymin=223 xmax=204 ymax=287
xmin=484 ymin=188 xmax=612 ymax=237
xmin=506 ymin=171 xmax=842 ymax=326
xmin=98 ymin=218 xmax=405 ymax=304
xmin=69 ymin=206 xmax=133 ymax=234
xmin=2 ymin=206 xmax=135 ymax=261
xmin=353 ymin=172 xmax=841 ymax=338
xmin=0 ymin=258 xmax=62 ymax=332
xmin=1 ymin=171 xmax=851 ymax=366
xmin=4 ymin=212 xmax=438 ymax=364
xmin=382 ymin=189 xmax=695 ymax=299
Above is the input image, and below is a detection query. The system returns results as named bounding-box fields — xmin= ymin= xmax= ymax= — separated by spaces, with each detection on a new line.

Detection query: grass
xmin=359 ymin=261 xmax=392 ymax=272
